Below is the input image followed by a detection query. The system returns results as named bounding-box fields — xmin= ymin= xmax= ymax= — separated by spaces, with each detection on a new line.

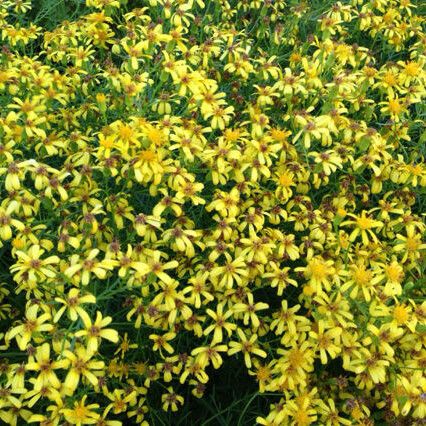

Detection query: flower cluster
xmin=0 ymin=0 xmax=425 ymax=425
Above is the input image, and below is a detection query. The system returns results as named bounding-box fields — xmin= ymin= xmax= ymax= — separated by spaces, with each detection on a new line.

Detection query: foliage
xmin=0 ymin=0 xmax=425 ymax=425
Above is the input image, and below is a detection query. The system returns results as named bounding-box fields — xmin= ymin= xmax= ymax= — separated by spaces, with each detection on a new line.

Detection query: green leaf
xmin=415 ymin=324 xmax=426 ymax=334
xmin=41 ymin=197 xmax=54 ymax=211
xmin=145 ymin=272 xmax=157 ymax=285
xmin=357 ymin=136 xmax=370 ymax=152
xmin=397 ymin=395 xmax=409 ymax=406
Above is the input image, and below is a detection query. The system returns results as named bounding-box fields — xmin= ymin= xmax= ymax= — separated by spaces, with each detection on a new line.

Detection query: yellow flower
xmin=314 ymin=292 xmax=354 ymax=328
xmin=309 ymin=150 xmax=343 ymax=175
xmin=75 ymin=311 xmax=119 ymax=353
xmin=114 ymin=244 xmax=150 ymax=277
xmin=54 ymin=288 xmax=96 ymax=322
xmin=371 ymin=259 xmax=404 ymax=296
xmin=394 ymin=227 xmax=426 ymax=262
xmin=365 ymin=323 xmax=403 ymax=358
xmin=392 ymin=304 xmax=411 ymax=326
xmin=0 ymin=200 xmax=23 ymax=240
xmin=341 ymin=211 xmax=383 ymax=245
xmin=174 ymin=180 xmax=205 ymax=205
xmin=110 ymin=120 xmax=141 ymax=148
xmin=62 ymin=346 xmax=105 ymax=394
xmin=64 ymin=249 xmax=115 ymax=286
xmin=341 ymin=261 xmax=376 ymax=302
xmin=276 ymin=170 xmax=296 ymax=200
xmin=161 ymin=387 xmax=184 ymax=412
xmin=114 ymin=332 xmax=138 ymax=359
xmin=227 ymin=328 xmax=267 ymax=368
xmin=380 ymin=95 xmax=407 ymax=121
xmin=181 ymin=272 xmax=214 ymax=308
xmin=61 ymin=395 xmax=100 ymax=425
xmin=6 ymin=304 xmax=53 ymax=350
xmin=149 ymin=332 xmax=176 ymax=354
xmin=209 ymin=252 xmax=249 ymax=289
xmin=271 ymin=301 xmax=310 ymax=343
xmin=317 ymin=398 xmax=352 ymax=426
xmin=97 ymin=133 xmax=115 ymax=158
xmin=286 ymin=392 xmax=318 ymax=425
xmin=207 ymin=187 xmax=241 ymax=217
xmin=122 ymin=40 xmax=149 ymax=70
xmin=0 ymin=384 xmax=25 ymax=413
xmin=263 ymin=263 xmax=298 ymax=296
xmin=145 ymin=250 xmax=179 ymax=285
xmin=309 ymin=321 xmax=342 ymax=364
xmin=144 ymin=124 xmax=166 ymax=146
xmin=162 ymin=226 xmax=201 ymax=258
xmin=191 ymin=344 xmax=228 ymax=369
xmin=203 ymin=302 xmax=236 ymax=344
xmin=249 ymin=359 xmax=274 ymax=393
xmin=10 ymin=244 xmax=60 ymax=285
xmin=232 ymin=293 xmax=269 ymax=329
xmin=204 ymin=105 xmax=235 ymax=130
xmin=26 ymin=343 xmax=68 ymax=389
xmin=348 ymin=349 xmax=390 ymax=385
xmin=296 ymin=256 xmax=336 ymax=295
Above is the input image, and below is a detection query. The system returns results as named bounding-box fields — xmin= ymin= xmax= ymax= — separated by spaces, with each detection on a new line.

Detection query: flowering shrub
xmin=0 ymin=0 xmax=425 ymax=424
